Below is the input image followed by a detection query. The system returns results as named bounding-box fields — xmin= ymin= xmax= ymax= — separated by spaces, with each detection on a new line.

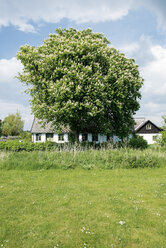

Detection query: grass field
xmin=0 ymin=166 xmax=166 ymax=247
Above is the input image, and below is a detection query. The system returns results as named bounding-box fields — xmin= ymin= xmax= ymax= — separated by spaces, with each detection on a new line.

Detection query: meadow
xmin=0 ymin=148 xmax=166 ymax=247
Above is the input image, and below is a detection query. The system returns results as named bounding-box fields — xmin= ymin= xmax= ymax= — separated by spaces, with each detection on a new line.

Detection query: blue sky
xmin=0 ymin=0 xmax=166 ymax=130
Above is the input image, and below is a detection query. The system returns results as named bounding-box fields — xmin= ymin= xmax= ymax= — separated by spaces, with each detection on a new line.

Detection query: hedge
xmin=0 ymin=140 xmax=109 ymax=151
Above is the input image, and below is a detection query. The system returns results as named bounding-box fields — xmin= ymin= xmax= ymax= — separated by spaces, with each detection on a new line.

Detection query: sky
xmin=0 ymin=0 xmax=166 ymax=130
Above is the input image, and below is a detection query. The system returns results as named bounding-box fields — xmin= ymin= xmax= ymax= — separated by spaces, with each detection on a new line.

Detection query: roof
xmin=134 ymin=118 xmax=162 ymax=132
xmin=134 ymin=117 xmax=146 ymax=131
xmin=31 ymin=118 xmax=70 ymax=133
xmin=31 ymin=117 xmax=162 ymax=134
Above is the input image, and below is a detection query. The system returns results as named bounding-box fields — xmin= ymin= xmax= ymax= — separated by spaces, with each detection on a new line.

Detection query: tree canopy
xmin=1 ymin=112 xmax=24 ymax=136
xmin=17 ymin=28 xmax=143 ymax=138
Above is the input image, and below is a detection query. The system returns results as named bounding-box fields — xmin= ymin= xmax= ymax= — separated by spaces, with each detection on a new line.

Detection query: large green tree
xmin=1 ymin=112 xmax=24 ymax=136
xmin=17 ymin=28 xmax=143 ymax=138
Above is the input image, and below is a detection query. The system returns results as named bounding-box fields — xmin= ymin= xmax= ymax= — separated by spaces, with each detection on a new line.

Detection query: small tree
xmin=1 ymin=112 xmax=24 ymax=136
xmin=159 ymin=116 xmax=166 ymax=145
xmin=17 ymin=28 xmax=143 ymax=138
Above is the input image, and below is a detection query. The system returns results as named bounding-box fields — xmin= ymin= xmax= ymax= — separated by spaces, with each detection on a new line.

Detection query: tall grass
xmin=0 ymin=148 xmax=165 ymax=170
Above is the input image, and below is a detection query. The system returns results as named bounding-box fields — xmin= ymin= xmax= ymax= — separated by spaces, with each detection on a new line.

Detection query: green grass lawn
xmin=0 ymin=168 xmax=166 ymax=248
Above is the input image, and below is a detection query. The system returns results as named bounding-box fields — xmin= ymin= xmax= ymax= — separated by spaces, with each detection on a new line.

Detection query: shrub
xmin=19 ymin=131 xmax=32 ymax=141
xmin=0 ymin=140 xmax=51 ymax=152
xmin=158 ymin=130 xmax=166 ymax=146
xmin=128 ymin=136 xmax=148 ymax=149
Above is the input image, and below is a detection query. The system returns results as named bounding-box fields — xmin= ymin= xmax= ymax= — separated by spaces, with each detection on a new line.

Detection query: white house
xmin=31 ymin=118 xmax=107 ymax=143
xmin=31 ymin=117 xmax=162 ymax=145
xmin=134 ymin=118 xmax=162 ymax=144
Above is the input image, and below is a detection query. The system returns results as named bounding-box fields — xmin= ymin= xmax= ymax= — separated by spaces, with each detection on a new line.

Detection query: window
xmin=92 ymin=134 xmax=98 ymax=142
xmin=107 ymin=136 xmax=114 ymax=142
xmin=153 ymin=135 xmax=157 ymax=141
xmin=146 ymin=124 xmax=151 ymax=130
xmin=82 ymin=133 xmax=88 ymax=141
xmin=36 ymin=134 xmax=42 ymax=141
xmin=46 ymin=133 xmax=53 ymax=141
xmin=58 ymin=134 xmax=64 ymax=141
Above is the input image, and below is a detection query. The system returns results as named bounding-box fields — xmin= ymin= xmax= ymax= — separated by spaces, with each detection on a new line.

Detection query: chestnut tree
xmin=17 ymin=28 xmax=143 ymax=138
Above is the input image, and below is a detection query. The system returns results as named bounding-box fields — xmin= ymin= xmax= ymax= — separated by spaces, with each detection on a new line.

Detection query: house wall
xmin=98 ymin=134 xmax=107 ymax=143
xmin=79 ymin=133 xmax=93 ymax=142
xmin=41 ymin=134 xmax=46 ymax=142
xmin=33 ymin=133 xmax=69 ymax=143
xmin=113 ymin=135 xmax=121 ymax=143
xmin=32 ymin=133 xmax=107 ymax=143
xmin=53 ymin=134 xmax=58 ymax=142
xmin=53 ymin=133 xmax=69 ymax=143
xmin=79 ymin=134 xmax=82 ymax=142
xmin=32 ymin=133 xmax=46 ymax=143
xmin=78 ymin=133 xmax=107 ymax=143
xmin=137 ymin=133 xmax=161 ymax=145
xmin=32 ymin=132 xmax=161 ymax=145
xmin=88 ymin=133 xmax=92 ymax=142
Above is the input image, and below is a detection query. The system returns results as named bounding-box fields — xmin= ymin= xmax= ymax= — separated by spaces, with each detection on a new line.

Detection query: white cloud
xmin=119 ymin=36 xmax=166 ymax=97
xmin=0 ymin=57 xmax=32 ymax=130
xmin=0 ymin=57 xmax=22 ymax=83
xmin=119 ymin=35 xmax=155 ymax=66
xmin=0 ymin=0 xmax=134 ymax=32
xmin=119 ymin=36 xmax=166 ymax=126
xmin=0 ymin=0 xmax=166 ymax=32
xmin=141 ymin=45 xmax=166 ymax=96
xmin=119 ymin=42 xmax=139 ymax=54
xmin=143 ymin=0 xmax=166 ymax=31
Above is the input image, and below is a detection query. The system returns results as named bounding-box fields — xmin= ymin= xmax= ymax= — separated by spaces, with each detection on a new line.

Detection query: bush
xmin=159 ymin=130 xmax=166 ymax=146
xmin=19 ymin=131 xmax=32 ymax=141
xmin=0 ymin=140 xmax=55 ymax=152
xmin=128 ymin=136 xmax=148 ymax=149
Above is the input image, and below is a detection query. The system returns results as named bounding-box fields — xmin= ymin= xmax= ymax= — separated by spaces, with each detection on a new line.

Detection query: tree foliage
xmin=17 ymin=28 xmax=143 ymax=137
xmin=20 ymin=131 xmax=32 ymax=141
xmin=1 ymin=112 xmax=24 ymax=136
xmin=162 ymin=115 xmax=166 ymax=127
xmin=160 ymin=116 xmax=166 ymax=145
xmin=0 ymin=120 xmax=2 ymax=136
